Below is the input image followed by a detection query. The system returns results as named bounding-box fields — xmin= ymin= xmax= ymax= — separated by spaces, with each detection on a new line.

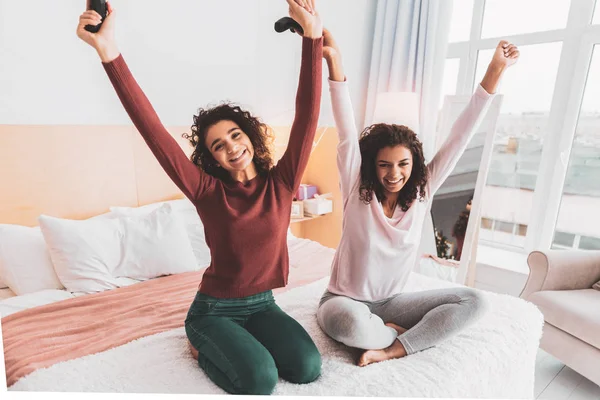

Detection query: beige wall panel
xmin=0 ymin=124 xmax=342 ymax=246
xmin=131 ymin=126 xmax=192 ymax=206
xmin=0 ymin=125 xmax=137 ymax=225
xmin=301 ymin=127 xmax=343 ymax=249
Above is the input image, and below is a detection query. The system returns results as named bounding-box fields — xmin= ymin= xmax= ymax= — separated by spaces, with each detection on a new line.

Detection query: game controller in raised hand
xmin=274 ymin=17 xmax=304 ymax=35
xmin=84 ymin=0 xmax=107 ymax=33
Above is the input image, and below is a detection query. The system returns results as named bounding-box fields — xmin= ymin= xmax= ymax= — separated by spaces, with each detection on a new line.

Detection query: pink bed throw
xmin=2 ymin=264 xmax=329 ymax=387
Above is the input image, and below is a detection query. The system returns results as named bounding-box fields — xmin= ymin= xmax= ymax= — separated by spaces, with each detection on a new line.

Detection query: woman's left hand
xmin=287 ymin=0 xmax=322 ymax=39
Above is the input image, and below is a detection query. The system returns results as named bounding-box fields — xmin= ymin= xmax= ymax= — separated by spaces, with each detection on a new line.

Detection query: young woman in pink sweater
xmin=318 ymin=29 xmax=519 ymax=366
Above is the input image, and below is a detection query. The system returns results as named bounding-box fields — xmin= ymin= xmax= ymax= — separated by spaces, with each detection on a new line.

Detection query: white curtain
xmin=364 ymin=0 xmax=453 ymax=161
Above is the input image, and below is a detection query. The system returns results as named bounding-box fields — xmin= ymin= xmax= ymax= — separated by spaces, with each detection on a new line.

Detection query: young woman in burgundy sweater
xmin=77 ymin=0 xmax=323 ymax=394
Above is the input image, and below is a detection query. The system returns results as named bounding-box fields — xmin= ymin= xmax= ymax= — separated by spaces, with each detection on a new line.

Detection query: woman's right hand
xmin=322 ymin=28 xmax=345 ymax=82
xmin=76 ymin=1 xmax=120 ymax=62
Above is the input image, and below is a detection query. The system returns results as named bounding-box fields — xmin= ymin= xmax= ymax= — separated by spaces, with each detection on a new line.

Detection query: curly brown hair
xmin=358 ymin=124 xmax=429 ymax=211
xmin=182 ymin=103 xmax=274 ymax=181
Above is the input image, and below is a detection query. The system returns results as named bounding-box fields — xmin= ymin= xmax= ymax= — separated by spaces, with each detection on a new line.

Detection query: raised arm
xmin=273 ymin=0 xmax=323 ymax=192
xmin=76 ymin=3 xmax=212 ymax=202
xmin=323 ymin=28 xmax=362 ymax=203
xmin=427 ymin=40 xmax=519 ymax=196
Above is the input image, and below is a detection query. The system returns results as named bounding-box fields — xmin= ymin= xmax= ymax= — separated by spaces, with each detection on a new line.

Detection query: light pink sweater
xmin=327 ymin=79 xmax=495 ymax=301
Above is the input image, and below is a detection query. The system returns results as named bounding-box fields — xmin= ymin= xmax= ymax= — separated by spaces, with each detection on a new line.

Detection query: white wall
xmin=0 ymin=0 xmax=376 ymax=128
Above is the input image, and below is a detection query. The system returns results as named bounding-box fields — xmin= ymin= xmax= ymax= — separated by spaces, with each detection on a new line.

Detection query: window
xmin=443 ymin=0 xmax=599 ymax=254
xmin=479 ymin=217 xmax=529 ymax=247
xmin=580 ymin=235 xmax=600 ymax=250
xmin=554 ymin=46 xmax=600 ymax=250
xmin=439 ymin=58 xmax=460 ymax=110
xmin=481 ymin=218 xmax=493 ymax=229
xmin=475 ymin=43 xmax=562 ymax=248
xmin=481 ymin=0 xmax=570 ymax=38
xmin=495 ymin=221 xmax=514 ymax=234
xmin=448 ymin=0 xmax=474 ymax=43
xmin=437 ymin=58 xmax=461 ymax=135
xmin=552 ymin=231 xmax=575 ymax=248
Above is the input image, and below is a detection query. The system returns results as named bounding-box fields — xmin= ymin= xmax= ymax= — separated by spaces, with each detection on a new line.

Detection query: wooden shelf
xmin=290 ymin=213 xmax=329 ymax=223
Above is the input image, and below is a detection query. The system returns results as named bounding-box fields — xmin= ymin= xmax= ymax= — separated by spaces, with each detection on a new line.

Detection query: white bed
xmin=0 ymin=234 xmax=330 ymax=318
xmin=1 ymin=234 xmax=543 ymax=397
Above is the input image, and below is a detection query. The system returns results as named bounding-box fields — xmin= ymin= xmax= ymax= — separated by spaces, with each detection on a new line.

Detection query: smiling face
xmin=375 ymin=145 xmax=413 ymax=195
xmin=204 ymin=120 xmax=255 ymax=176
xmin=358 ymin=123 xmax=429 ymax=210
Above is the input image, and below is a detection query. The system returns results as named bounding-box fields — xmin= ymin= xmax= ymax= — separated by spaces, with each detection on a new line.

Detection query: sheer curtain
xmin=364 ymin=0 xmax=453 ymax=161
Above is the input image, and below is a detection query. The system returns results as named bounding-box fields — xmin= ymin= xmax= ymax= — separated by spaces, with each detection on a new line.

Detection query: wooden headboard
xmin=0 ymin=125 xmax=343 ymax=248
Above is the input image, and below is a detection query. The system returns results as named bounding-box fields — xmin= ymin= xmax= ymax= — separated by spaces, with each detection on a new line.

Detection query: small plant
xmin=435 ymin=228 xmax=451 ymax=259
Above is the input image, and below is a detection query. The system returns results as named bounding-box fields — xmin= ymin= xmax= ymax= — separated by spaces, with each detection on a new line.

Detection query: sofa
xmin=520 ymin=249 xmax=600 ymax=385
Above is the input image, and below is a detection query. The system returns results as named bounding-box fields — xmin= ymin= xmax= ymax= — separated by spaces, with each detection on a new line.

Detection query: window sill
xmin=476 ymin=244 xmax=530 ymax=275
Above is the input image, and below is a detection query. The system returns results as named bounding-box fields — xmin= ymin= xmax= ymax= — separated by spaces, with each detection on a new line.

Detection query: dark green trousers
xmin=184 ymin=290 xmax=321 ymax=395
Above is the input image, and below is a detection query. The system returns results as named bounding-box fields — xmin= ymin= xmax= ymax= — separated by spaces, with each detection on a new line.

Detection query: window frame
xmin=444 ymin=0 xmax=600 ymax=254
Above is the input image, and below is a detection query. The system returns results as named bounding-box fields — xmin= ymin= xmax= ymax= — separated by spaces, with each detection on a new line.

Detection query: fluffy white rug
xmin=10 ymin=274 xmax=543 ymax=397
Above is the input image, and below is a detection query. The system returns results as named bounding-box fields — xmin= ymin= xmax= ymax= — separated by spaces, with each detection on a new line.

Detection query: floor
xmin=473 ymin=266 xmax=599 ymax=399
xmin=535 ymin=349 xmax=600 ymax=399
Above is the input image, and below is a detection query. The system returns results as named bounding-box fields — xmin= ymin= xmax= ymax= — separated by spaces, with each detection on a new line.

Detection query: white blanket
xmin=10 ymin=273 xmax=543 ymax=398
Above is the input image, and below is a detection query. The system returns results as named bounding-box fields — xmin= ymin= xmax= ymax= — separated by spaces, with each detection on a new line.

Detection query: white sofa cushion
xmin=529 ymin=289 xmax=600 ymax=349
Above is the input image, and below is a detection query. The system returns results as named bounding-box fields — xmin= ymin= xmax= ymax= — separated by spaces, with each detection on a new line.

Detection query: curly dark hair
xmin=358 ymin=124 xmax=429 ymax=211
xmin=182 ymin=103 xmax=274 ymax=181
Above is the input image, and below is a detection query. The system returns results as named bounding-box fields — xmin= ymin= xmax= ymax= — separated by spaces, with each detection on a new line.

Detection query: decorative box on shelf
xmin=295 ymin=184 xmax=318 ymax=201
xmin=303 ymin=193 xmax=333 ymax=216
xmin=290 ymin=201 xmax=304 ymax=219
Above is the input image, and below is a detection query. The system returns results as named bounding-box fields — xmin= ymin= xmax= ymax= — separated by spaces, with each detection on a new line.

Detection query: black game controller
xmin=274 ymin=17 xmax=304 ymax=35
xmin=85 ymin=0 xmax=107 ymax=33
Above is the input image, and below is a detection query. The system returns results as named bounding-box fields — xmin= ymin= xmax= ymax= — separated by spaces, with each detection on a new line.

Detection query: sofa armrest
xmin=520 ymin=249 xmax=600 ymax=299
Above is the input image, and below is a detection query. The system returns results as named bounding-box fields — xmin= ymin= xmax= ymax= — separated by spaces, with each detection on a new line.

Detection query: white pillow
xmin=0 ymin=225 xmax=64 ymax=295
xmin=110 ymin=199 xmax=192 ymax=215
xmin=111 ymin=199 xmax=211 ymax=269
xmin=39 ymin=204 xmax=198 ymax=293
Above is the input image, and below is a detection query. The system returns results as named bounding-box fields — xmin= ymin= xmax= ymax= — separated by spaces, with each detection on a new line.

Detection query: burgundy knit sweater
xmin=103 ymin=37 xmax=323 ymax=298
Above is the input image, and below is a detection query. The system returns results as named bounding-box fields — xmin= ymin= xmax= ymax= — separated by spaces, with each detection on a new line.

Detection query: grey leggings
xmin=316 ymin=287 xmax=487 ymax=355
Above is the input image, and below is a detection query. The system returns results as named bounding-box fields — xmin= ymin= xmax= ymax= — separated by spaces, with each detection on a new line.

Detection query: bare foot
xmin=357 ymin=339 xmax=407 ymax=367
xmin=385 ymin=322 xmax=408 ymax=335
xmin=189 ymin=341 xmax=199 ymax=360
